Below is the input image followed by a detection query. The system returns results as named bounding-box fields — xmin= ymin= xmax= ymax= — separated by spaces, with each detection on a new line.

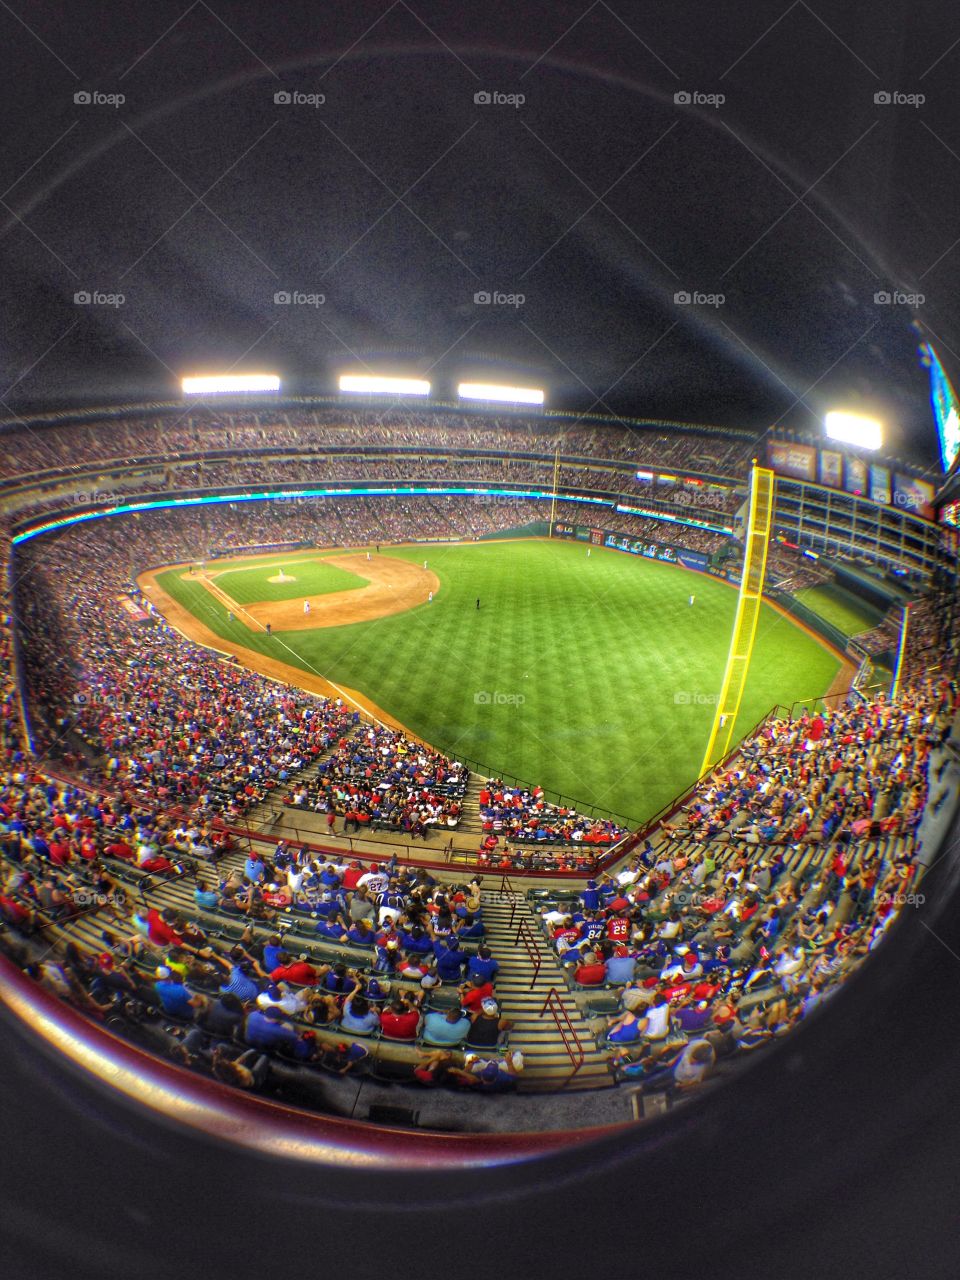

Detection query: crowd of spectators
xmin=658 ymin=685 xmax=946 ymax=847
xmin=298 ymin=726 xmax=469 ymax=836
xmin=534 ymin=674 xmax=954 ymax=1094
xmin=764 ymin=542 xmax=831 ymax=592
xmin=597 ymin=507 xmax=731 ymax=555
xmin=0 ymin=786 xmax=526 ymax=1098
xmin=0 ymin=405 xmax=758 ymax=486
xmin=478 ymin=780 xmax=626 ymax=847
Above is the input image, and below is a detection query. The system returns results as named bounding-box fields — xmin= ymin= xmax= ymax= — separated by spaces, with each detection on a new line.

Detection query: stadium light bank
xmin=457 ymin=382 xmax=545 ymax=406
xmin=825 ymin=410 xmax=883 ymax=451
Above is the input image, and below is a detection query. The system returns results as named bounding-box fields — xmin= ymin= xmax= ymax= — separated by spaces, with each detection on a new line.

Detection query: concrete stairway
xmin=479 ymin=889 xmax=614 ymax=1092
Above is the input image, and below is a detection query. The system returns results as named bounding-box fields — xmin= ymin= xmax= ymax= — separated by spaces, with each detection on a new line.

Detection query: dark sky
xmin=1 ymin=1 xmax=959 ymax=465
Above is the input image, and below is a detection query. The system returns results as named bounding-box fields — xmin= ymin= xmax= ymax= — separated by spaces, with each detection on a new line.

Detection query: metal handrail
xmin=539 ymin=986 xmax=586 ymax=1088
xmin=514 ymin=920 xmax=543 ymax=990
xmin=496 ymin=874 xmax=522 ymax=928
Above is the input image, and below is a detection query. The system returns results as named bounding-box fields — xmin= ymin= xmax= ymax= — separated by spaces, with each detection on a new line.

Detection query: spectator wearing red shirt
xmin=270 ymin=953 xmax=319 ymax=986
xmin=574 ymin=956 xmax=608 ymax=986
xmin=105 ymin=839 xmax=134 ymax=860
xmin=141 ymin=907 xmax=183 ymax=948
xmin=47 ymin=836 xmax=71 ymax=867
xmin=459 ymin=976 xmax=494 ymax=1012
xmin=379 ymin=992 xmax=422 ymax=1040
xmin=606 ymin=915 xmax=631 ymax=943
xmin=341 ymin=861 xmax=365 ymax=890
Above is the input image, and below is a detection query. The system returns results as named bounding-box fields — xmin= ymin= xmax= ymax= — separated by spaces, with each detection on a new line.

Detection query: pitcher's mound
xmin=268 ymin=572 xmax=296 ymax=584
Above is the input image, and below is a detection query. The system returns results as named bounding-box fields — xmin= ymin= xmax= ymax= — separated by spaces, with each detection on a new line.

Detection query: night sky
xmin=1 ymin=2 xmax=958 ymax=465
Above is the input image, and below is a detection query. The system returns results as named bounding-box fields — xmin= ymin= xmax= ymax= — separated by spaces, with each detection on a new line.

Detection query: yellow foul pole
xmin=699 ymin=462 xmax=775 ymax=777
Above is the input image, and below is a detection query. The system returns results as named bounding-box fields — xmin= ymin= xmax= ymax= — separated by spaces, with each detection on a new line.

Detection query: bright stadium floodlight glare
xmin=824 ymin=410 xmax=883 ymax=450
xmin=457 ymin=382 xmax=545 ymax=405
xmin=181 ymin=373 xmax=280 ymax=395
xmin=339 ymin=374 xmax=431 ymax=396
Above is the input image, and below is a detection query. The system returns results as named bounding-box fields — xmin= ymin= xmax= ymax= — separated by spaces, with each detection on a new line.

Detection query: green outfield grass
xmin=205 ymin=555 xmax=367 ymax=604
xmin=792 ymin=582 xmax=884 ymax=637
xmin=156 ymin=539 xmax=841 ymax=824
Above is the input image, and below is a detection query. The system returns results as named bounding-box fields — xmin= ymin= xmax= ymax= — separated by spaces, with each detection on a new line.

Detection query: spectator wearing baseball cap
xmin=463 ymin=1050 xmax=524 ymax=1091
xmin=459 ymin=974 xmax=494 ymax=1012
xmin=464 ymin=996 xmax=511 ymax=1050
xmin=153 ymin=967 xmax=202 ymax=1019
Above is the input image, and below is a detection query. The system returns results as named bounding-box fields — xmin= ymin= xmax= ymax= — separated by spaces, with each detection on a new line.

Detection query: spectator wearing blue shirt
xmin=244 ymin=854 xmax=265 ymax=885
xmin=422 ymin=1007 xmax=471 ymax=1046
xmin=346 ymin=921 xmax=375 ymax=947
xmin=313 ymin=893 xmax=344 ymax=919
xmin=402 ymin=927 xmax=433 ymax=954
xmin=466 ymin=946 xmax=499 ymax=984
xmin=340 ymin=984 xmax=381 ymax=1035
xmin=324 ymin=964 xmax=350 ymax=994
xmin=194 ymin=881 xmax=219 ymax=911
xmin=219 ymin=960 xmax=260 ymax=1003
xmin=435 ymin=940 xmax=469 ymax=983
xmin=153 ymin=967 xmax=200 ymax=1019
xmin=604 ymin=953 xmax=637 ymax=985
xmin=262 ymin=937 xmax=285 ymax=973
xmin=316 ymin=918 xmax=348 ymax=942
xmin=243 ymin=1007 xmax=312 ymax=1058
xmin=582 ymin=880 xmax=602 ymax=911
xmin=457 ymin=914 xmax=484 ymax=939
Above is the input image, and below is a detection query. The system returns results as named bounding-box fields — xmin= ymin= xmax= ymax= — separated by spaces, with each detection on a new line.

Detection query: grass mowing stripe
xmin=791 ymin=583 xmax=884 ymax=637
xmin=156 ymin=539 xmax=840 ymax=824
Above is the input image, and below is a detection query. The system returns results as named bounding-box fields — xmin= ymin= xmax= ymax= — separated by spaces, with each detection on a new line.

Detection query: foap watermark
xmin=474 ymin=290 xmax=525 ymax=308
xmin=474 ymin=90 xmax=525 ymax=108
xmin=274 ymin=89 xmax=325 ymax=107
xmin=874 ymin=90 xmax=925 ymax=108
xmin=274 ymin=290 xmax=325 ymax=307
xmin=671 ymin=888 xmax=711 ymax=909
xmin=874 ymin=289 xmax=924 ymax=307
xmin=674 ymin=690 xmax=721 ymax=706
xmin=74 ymin=290 xmax=125 ymax=308
xmin=674 ymin=290 xmax=725 ymax=308
xmin=674 ymin=90 xmax=725 ymax=109
xmin=72 ymin=490 xmax=118 ymax=509
xmin=674 ymin=488 xmax=729 ymax=510
xmin=893 ymin=489 xmax=926 ymax=512
xmin=473 ymin=493 xmax=521 ymax=507
xmin=73 ymin=689 xmax=130 ymax=709
xmin=74 ymin=89 xmax=125 ymax=108
xmin=474 ymin=690 xmax=526 ymax=706
xmin=74 ymin=890 xmax=124 ymax=908
xmin=877 ymin=890 xmax=925 ymax=908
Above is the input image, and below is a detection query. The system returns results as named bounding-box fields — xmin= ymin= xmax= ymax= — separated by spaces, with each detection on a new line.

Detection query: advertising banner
xmin=892 ymin=474 xmax=936 ymax=520
xmin=768 ymin=440 xmax=817 ymax=481
xmin=602 ymin=532 xmax=707 ymax=570
xmin=819 ymin=449 xmax=844 ymax=489
xmin=869 ymin=464 xmax=891 ymax=505
xmin=844 ymin=456 xmax=868 ymax=495
xmin=678 ymin=550 xmax=710 ymax=572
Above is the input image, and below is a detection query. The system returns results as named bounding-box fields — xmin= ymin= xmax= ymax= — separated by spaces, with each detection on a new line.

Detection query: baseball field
xmin=142 ymin=538 xmax=848 ymax=825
